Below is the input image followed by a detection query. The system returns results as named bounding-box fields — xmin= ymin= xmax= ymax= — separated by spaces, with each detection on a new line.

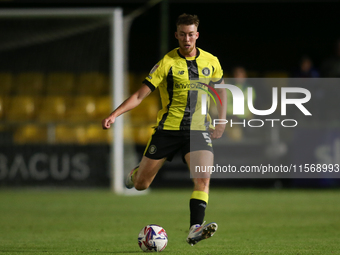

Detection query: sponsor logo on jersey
xmin=150 ymin=64 xmax=159 ymax=74
xmin=174 ymin=82 xmax=222 ymax=108
xmin=178 ymin=70 xmax=185 ymax=75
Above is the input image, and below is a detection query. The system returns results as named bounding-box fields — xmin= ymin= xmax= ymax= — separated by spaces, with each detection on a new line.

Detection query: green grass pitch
xmin=0 ymin=188 xmax=339 ymax=254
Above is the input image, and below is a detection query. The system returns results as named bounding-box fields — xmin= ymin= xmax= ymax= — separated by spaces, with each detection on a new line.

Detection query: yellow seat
xmin=130 ymin=96 xmax=159 ymax=124
xmin=7 ymin=96 xmax=39 ymax=122
xmin=46 ymin=72 xmax=75 ymax=95
xmin=14 ymin=72 xmax=45 ymax=95
xmin=14 ymin=124 xmax=48 ymax=144
xmin=55 ymin=124 xmax=87 ymax=144
xmin=66 ymin=96 xmax=97 ymax=122
xmin=38 ymin=96 xmax=70 ymax=123
xmin=86 ymin=124 xmax=112 ymax=144
xmin=123 ymin=125 xmax=134 ymax=143
xmin=130 ymin=72 xmax=149 ymax=93
xmin=133 ymin=124 xmax=155 ymax=145
xmin=76 ymin=72 xmax=108 ymax=95
xmin=0 ymin=96 xmax=9 ymax=120
xmin=225 ymin=125 xmax=243 ymax=141
xmin=95 ymin=96 xmax=112 ymax=121
xmin=0 ymin=73 xmax=13 ymax=95
xmin=129 ymin=72 xmax=145 ymax=94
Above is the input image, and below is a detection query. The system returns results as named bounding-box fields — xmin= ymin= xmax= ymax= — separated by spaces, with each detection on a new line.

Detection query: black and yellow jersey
xmin=143 ymin=47 xmax=223 ymax=131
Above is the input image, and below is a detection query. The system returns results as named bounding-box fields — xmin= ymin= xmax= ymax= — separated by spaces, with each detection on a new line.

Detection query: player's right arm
xmin=102 ymin=58 xmax=165 ymax=129
xmin=102 ymin=84 xmax=151 ymax=129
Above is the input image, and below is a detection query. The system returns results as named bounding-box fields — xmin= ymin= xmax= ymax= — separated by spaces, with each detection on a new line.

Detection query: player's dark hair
xmin=176 ymin=13 xmax=199 ymax=28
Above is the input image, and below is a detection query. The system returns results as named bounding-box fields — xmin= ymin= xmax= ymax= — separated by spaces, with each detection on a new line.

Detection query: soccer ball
xmin=138 ymin=224 xmax=168 ymax=252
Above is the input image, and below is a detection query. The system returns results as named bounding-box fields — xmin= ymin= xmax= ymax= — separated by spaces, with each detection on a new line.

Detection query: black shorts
xmin=144 ymin=129 xmax=213 ymax=162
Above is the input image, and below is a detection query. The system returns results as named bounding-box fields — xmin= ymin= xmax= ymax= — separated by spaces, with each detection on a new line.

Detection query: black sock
xmin=190 ymin=199 xmax=207 ymax=227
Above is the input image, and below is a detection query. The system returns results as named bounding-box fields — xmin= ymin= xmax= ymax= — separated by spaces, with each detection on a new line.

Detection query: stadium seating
xmin=130 ymin=96 xmax=159 ymax=124
xmin=0 ymin=96 xmax=9 ymax=120
xmin=14 ymin=72 xmax=45 ymax=95
xmin=86 ymin=123 xmax=112 ymax=143
xmin=123 ymin=125 xmax=134 ymax=143
xmin=129 ymin=72 xmax=149 ymax=94
xmin=76 ymin=72 xmax=108 ymax=95
xmin=225 ymin=125 xmax=243 ymax=141
xmin=66 ymin=96 xmax=97 ymax=122
xmin=38 ymin=96 xmax=70 ymax=123
xmin=13 ymin=124 xmax=48 ymax=144
xmin=0 ymin=73 xmax=13 ymax=95
xmin=95 ymin=96 xmax=112 ymax=121
xmin=7 ymin=96 xmax=40 ymax=122
xmin=46 ymin=72 xmax=75 ymax=95
xmin=133 ymin=124 xmax=155 ymax=145
xmin=0 ymin=71 xmax=183 ymax=144
xmin=55 ymin=124 xmax=87 ymax=144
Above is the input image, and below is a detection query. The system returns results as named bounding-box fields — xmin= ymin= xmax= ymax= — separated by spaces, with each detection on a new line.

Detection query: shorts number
xmin=202 ymin=132 xmax=212 ymax=144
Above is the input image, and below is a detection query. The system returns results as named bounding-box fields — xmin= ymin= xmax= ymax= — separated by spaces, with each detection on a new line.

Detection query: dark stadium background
xmin=0 ymin=0 xmax=339 ymax=189
xmin=1 ymin=0 xmax=339 ymax=74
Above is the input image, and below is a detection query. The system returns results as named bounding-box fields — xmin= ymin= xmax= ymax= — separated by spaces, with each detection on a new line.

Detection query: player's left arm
xmin=210 ymin=79 xmax=227 ymax=139
xmin=210 ymin=57 xmax=226 ymax=139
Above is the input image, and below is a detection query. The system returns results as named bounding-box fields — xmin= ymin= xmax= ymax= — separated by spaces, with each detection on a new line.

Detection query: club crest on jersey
xmin=202 ymin=67 xmax=210 ymax=76
xmin=149 ymin=145 xmax=157 ymax=154
xmin=150 ymin=64 xmax=159 ymax=74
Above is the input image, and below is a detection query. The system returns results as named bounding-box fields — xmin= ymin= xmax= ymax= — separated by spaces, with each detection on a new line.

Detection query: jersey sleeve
xmin=142 ymin=59 xmax=166 ymax=92
xmin=211 ymin=57 xmax=223 ymax=84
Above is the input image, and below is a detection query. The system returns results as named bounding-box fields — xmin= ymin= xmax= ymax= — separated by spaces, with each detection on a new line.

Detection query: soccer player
xmin=102 ymin=13 xmax=227 ymax=246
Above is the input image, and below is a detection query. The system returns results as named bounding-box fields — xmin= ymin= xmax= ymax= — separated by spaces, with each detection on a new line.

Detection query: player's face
xmin=175 ymin=24 xmax=199 ymax=57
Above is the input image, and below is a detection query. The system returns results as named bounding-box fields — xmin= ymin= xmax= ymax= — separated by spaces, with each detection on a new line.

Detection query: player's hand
xmin=102 ymin=115 xmax=115 ymax=129
xmin=209 ymin=124 xmax=226 ymax=140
